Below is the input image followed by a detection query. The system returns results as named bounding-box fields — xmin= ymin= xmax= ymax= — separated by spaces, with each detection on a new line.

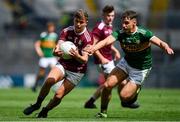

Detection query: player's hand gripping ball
xmin=59 ymin=41 xmax=77 ymax=59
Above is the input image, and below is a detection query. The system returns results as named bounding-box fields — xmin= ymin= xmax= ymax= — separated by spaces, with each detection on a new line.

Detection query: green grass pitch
xmin=0 ymin=87 xmax=180 ymax=121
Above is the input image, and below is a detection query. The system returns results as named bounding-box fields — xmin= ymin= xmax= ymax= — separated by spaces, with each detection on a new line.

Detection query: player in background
xmin=32 ymin=22 xmax=58 ymax=92
xmin=84 ymin=5 xmax=139 ymax=109
xmin=84 ymin=10 xmax=174 ymax=118
xmin=23 ymin=9 xmax=93 ymax=118
xmin=84 ymin=5 xmax=120 ymax=108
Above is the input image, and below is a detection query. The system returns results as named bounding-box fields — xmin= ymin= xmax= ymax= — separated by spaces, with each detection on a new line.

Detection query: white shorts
xmin=97 ymin=60 xmax=115 ymax=74
xmin=52 ymin=80 xmax=64 ymax=92
xmin=117 ymin=58 xmax=151 ymax=85
xmin=55 ymin=63 xmax=84 ymax=86
xmin=39 ymin=57 xmax=57 ymax=68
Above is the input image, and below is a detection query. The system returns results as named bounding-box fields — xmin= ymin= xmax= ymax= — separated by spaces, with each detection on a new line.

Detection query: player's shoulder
xmin=137 ymin=26 xmax=152 ymax=35
xmin=63 ymin=26 xmax=74 ymax=32
xmin=40 ymin=32 xmax=47 ymax=38
xmin=95 ymin=21 xmax=105 ymax=30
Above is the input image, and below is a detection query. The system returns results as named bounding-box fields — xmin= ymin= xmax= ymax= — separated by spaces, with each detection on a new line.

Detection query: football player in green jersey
xmin=84 ymin=10 xmax=174 ymax=118
xmin=84 ymin=5 xmax=139 ymax=109
xmin=32 ymin=22 xmax=58 ymax=92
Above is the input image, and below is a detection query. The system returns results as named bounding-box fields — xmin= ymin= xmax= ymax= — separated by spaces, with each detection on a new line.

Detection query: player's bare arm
xmin=93 ymin=36 xmax=110 ymax=64
xmin=111 ymin=45 xmax=121 ymax=61
xmin=95 ymin=50 xmax=110 ymax=64
xmin=70 ymin=47 xmax=89 ymax=63
xmin=34 ymin=40 xmax=44 ymax=57
xmin=91 ymin=35 xmax=116 ymax=54
xmin=150 ymin=36 xmax=174 ymax=55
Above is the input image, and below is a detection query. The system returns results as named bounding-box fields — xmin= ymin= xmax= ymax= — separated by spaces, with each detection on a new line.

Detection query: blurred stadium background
xmin=0 ymin=0 xmax=180 ymax=89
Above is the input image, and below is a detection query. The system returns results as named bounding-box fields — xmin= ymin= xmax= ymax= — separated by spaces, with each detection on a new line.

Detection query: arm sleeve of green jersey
xmin=112 ymin=31 xmax=119 ymax=40
xmin=145 ymin=30 xmax=154 ymax=41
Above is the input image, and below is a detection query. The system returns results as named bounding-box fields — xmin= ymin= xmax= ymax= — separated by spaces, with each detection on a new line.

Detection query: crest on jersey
xmin=105 ymin=31 xmax=109 ymax=34
xmin=136 ymin=40 xmax=140 ymax=44
xmin=78 ymin=40 xmax=82 ymax=45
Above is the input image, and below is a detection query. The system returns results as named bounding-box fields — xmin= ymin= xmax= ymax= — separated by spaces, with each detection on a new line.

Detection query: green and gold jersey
xmin=40 ymin=32 xmax=58 ymax=57
xmin=112 ymin=26 xmax=154 ymax=70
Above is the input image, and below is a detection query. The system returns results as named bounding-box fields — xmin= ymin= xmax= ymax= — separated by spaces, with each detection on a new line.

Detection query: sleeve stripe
xmin=150 ymin=36 xmax=156 ymax=41
xmin=98 ymin=22 xmax=105 ymax=30
xmin=84 ymin=30 xmax=91 ymax=42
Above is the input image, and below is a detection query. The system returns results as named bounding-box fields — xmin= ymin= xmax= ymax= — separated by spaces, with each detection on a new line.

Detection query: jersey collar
xmin=73 ymin=26 xmax=87 ymax=35
xmin=101 ymin=20 xmax=112 ymax=27
xmin=131 ymin=26 xmax=138 ymax=35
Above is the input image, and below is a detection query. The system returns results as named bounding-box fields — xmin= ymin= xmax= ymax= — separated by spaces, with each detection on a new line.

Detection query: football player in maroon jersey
xmin=23 ymin=9 xmax=93 ymax=118
xmin=84 ymin=5 xmax=120 ymax=109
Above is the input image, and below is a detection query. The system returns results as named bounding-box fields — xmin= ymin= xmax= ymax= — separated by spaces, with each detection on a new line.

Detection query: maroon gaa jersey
xmin=58 ymin=26 xmax=93 ymax=73
xmin=92 ymin=21 xmax=113 ymax=64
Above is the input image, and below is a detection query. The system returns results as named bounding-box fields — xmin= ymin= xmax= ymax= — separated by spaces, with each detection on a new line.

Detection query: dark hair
xmin=122 ymin=10 xmax=138 ymax=19
xmin=102 ymin=5 xmax=114 ymax=14
xmin=74 ymin=9 xmax=88 ymax=21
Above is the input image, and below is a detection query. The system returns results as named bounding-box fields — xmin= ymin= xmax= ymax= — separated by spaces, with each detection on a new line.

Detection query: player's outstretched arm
xmin=94 ymin=35 xmax=116 ymax=51
xmin=93 ymin=36 xmax=110 ymax=64
xmin=84 ymin=35 xmax=116 ymax=54
xmin=111 ymin=45 xmax=121 ymax=61
xmin=150 ymin=36 xmax=174 ymax=55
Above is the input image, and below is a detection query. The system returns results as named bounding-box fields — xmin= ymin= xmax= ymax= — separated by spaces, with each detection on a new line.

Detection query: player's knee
xmin=39 ymin=69 xmax=45 ymax=76
xmin=103 ymin=82 xmax=113 ymax=91
xmin=120 ymin=91 xmax=132 ymax=101
xmin=39 ymin=72 xmax=45 ymax=77
xmin=54 ymin=91 xmax=64 ymax=99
